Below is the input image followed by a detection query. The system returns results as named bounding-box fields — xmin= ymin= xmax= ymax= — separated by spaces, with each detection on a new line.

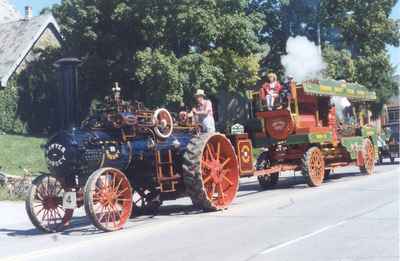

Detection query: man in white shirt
xmin=191 ymin=89 xmax=216 ymax=133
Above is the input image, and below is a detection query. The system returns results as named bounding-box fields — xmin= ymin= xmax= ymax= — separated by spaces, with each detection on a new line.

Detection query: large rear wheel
xmin=302 ymin=147 xmax=325 ymax=187
xmin=359 ymin=139 xmax=375 ymax=175
xmin=25 ymin=174 xmax=73 ymax=233
xmin=182 ymin=133 xmax=239 ymax=211
xmin=84 ymin=168 xmax=132 ymax=232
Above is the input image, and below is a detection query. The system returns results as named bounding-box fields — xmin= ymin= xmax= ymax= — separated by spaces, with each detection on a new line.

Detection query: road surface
xmin=0 ymin=163 xmax=399 ymax=261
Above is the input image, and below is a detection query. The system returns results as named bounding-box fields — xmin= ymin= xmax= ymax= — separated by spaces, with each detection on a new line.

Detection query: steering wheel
xmin=152 ymin=108 xmax=174 ymax=139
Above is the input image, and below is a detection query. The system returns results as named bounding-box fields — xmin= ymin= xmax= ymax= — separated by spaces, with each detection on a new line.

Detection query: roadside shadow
xmin=377 ymin=161 xmax=399 ymax=166
xmin=0 ymin=227 xmax=42 ymax=237
xmin=0 ymin=216 xmax=90 ymax=237
xmin=156 ymin=204 xmax=202 ymax=216
xmin=238 ymin=171 xmax=363 ymax=195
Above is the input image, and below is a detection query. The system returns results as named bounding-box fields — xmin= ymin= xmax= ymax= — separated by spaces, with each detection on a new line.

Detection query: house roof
xmin=0 ymin=0 xmax=21 ymax=24
xmin=0 ymin=13 xmax=61 ymax=87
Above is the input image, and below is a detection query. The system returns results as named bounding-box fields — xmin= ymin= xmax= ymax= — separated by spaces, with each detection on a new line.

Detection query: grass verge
xmin=0 ymin=134 xmax=48 ymax=176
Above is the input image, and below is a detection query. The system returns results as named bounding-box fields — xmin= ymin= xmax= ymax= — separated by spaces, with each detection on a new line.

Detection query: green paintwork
xmin=361 ymin=126 xmax=379 ymax=157
xmin=309 ymin=132 xmax=333 ymax=143
xmin=252 ymin=137 xmax=277 ymax=148
xmin=287 ymin=134 xmax=309 ymax=145
xmin=341 ymin=136 xmax=364 ymax=159
xmin=287 ymin=131 xmax=333 ymax=145
xmin=302 ymin=79 xmax=377 ymax=101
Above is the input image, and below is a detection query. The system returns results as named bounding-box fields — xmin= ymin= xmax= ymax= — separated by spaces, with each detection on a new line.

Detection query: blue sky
xmin=388 ymin=2 xmax=400 ymax=74
xmin=10 ymin=0 xmax=400 ymax=74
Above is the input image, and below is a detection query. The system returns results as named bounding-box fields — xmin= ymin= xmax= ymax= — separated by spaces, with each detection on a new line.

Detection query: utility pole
xmin=316 ymin=0 xmax=322 ymax=54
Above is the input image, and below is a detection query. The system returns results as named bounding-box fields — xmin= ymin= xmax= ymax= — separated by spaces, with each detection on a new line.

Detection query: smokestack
xmin=54 ymin=58 xmax=82 ymax=130
xmin=24 ymin=6 xmax=32 ymax=20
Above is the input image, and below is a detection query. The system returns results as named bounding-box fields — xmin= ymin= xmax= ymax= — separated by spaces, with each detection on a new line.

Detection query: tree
xmin=253 ymin=0 xmax=399 ymax=114
xmin=320 ymin=0 xmax=400 ymax=114
xmin=323 ymin=45 xmax=356 ymax=81
xmin=48 ymin=0 xmax=267 ymax=111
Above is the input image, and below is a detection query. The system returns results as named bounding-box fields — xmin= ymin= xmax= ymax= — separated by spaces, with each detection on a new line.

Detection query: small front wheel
xmin=258 ymin=173 xmax=279 ymax=190
xmin=84 ymin=168 xmax=133 ymax=232
xmin=25 ymin=174 xmax=73 ymax=233
xmin=302 ymin=147 xmax=325 ymax=187
xmin=256 ymin=151 xmax=279 ymax=190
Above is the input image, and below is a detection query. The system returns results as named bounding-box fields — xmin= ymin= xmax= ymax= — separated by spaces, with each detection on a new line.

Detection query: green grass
xmin=0 ymin=134 xmax=48 ymax=176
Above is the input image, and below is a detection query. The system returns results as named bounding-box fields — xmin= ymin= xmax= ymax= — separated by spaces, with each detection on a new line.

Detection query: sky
xmin=9 ymin=0 xmax=400 ymax=74
xmin=388 ymin=2 xmax=400 ymax=74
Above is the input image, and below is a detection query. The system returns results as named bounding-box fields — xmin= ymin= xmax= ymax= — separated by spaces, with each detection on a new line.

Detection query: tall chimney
xmin=54 ymin=58 xmax=82 ymax=131
xmin=24 ymin=6 xmax=32 ymax=20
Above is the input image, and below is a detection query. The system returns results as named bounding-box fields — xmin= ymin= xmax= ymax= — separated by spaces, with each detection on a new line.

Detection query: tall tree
xmin=320 ymin=0 xmax=400 ymax=114
xmin=253 ymin=0 xmax=399 ymax=114
xmin=49 ymin=0 xmax=267 ymax=109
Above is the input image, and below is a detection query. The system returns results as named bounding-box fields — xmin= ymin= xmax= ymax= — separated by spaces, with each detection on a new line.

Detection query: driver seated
xmin=259 ymin=73 xmax=282 ymax=111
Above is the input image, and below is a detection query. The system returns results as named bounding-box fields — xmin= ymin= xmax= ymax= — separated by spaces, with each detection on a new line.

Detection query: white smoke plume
xmin=281 ymin=36 xmax=326 ymax=82
xmin=331 ymin=96 xmax=351 ymax=120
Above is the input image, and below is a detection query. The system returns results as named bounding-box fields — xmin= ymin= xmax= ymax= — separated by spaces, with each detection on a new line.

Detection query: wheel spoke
xmin=111 ymin=172 xmax=117 ymax=190
xmin=209 ymin=183 xmax=216 ymax=199
xmin=218 ymin=183 xmax=225 ymax=205
xmin=118 ymin=198 xmax=132 ymax=202
xmin=114 ymin=178 xmax=124 ymax=193
xmin=221 ymin=158 xmax=231 ymax=169
xmin=201 ymin=160 xmax=214 ymax=170
xmin=207 ymin=144 xmax=215 ymax=161
xmin=216 ymin=142 xmax=221 ymax=161
xmin=203 ymin=174 xmax=212 ymax=184
xmin=222 ymin=175 xmax=234 ymax=186
xmin=116 ymin=187 xmax=129 ymax=197
xmin=42 ymin=209 xmax=49 ymax=221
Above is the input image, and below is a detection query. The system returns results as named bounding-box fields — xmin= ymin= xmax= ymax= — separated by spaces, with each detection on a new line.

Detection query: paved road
xmin=0 ymin=163 xmax=399 ymax=261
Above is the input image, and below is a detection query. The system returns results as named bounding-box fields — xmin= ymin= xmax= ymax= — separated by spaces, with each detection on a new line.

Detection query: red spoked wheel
xmin=84 ymin=168 xmax=132 ymax=232
xmin=25 ymin=174 xmax=74 ymax=233
xmin=152 ymin=108 xmax=174 ymax=139
xmin=183 ymin=133 xmax=239 ymax=211
xmin=359 ymin=139 xmax=375 ymax=175
xmin=301 ymin=147 xmax=325 ymax=187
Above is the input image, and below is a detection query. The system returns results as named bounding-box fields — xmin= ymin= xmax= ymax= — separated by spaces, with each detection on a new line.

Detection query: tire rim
xmin=88 ymin=169 xmax=132 ymax=231
xmin=200 ymin=135 xmax=239 ymax=209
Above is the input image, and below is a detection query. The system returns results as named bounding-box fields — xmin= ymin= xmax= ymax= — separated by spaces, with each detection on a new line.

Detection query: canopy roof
xmin=302 ymin=79 xmax=377 ymax=101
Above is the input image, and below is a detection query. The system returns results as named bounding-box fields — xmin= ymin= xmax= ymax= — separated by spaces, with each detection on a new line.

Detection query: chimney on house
xmin=24 ymin=6 xmax=32 ymax=20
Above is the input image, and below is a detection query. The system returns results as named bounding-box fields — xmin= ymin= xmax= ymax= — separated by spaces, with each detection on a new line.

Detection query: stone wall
xmin=0 ymin=172 xmax=32 ymax=199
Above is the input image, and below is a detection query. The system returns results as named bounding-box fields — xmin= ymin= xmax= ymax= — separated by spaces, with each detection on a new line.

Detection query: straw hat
xmin=194 ymin=89 xmax=206 ymax=97
xmin=267 ymin=73 xmax=277 ymax=81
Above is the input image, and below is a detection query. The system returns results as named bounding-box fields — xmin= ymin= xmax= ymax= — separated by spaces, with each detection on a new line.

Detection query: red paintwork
xmin=256 ymin=110 xmax=294 ymax=140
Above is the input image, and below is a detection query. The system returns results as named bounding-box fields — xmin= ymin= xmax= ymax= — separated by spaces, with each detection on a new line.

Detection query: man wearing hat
xmin=191 ymin=89 xmax=216 ymax=133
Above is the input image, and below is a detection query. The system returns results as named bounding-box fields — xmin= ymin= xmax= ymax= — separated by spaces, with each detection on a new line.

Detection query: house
xmin=0 ymin=1 xmax=62 ymax=88
xmin=0 ymin=1 xmax=62 ymax=134
xmin=384 ymin=96 xmax=400 ymax=126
